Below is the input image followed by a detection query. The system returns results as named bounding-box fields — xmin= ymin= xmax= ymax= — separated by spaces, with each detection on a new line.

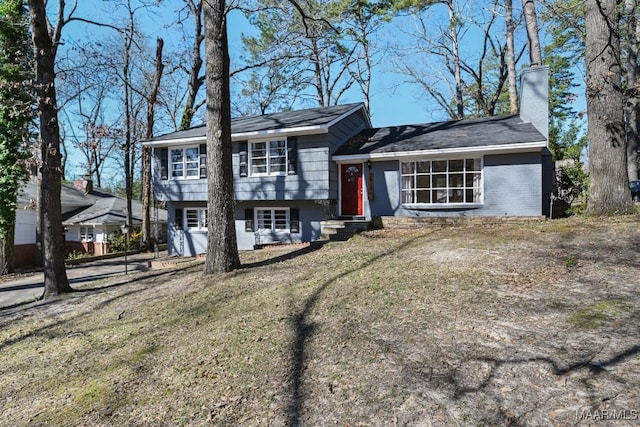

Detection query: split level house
xmin=144 ymin=66 xmax=552 ymax=257
xmin=14 ymin=179 xmax=168 ymax=267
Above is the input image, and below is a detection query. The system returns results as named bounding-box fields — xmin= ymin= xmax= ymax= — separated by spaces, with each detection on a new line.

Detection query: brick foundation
xmin=376 ymin=216 xmax=546 ymax=229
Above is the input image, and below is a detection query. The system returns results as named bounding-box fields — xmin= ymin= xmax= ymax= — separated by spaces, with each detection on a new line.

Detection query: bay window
xmin=401 ymin=158 xmax=482 ymax=205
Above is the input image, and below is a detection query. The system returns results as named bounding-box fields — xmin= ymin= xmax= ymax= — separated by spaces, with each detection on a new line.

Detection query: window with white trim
xmin=250 ymin=139 xmax=287 ymax=175
xmin=171 ymin=146 xmax=200 ymax=179
xmin=400 ymin=158 xmax=482 ymax=205
xmin=256 ymin=208 xmax=290 ymax=232
xmin=80 ymin=226 xmax=93 ymax=242
xmin=185 ymin=208 xmax=208 ymax=230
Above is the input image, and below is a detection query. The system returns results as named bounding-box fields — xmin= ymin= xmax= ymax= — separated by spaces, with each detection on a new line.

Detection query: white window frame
xmin=170 ymin=146 xmax=200 ymax=180
xmin=80 ymin=226 xmax=94 ymax=242
xmin=255 ymin=207 xmax=290 ymax=233
xmin=400 ymin=157 xmax=483 ymax=207
xmin=249 ymin=139 xmax=288 ymax=176
xmin=184 ymin=208 xmax=208 ymax=230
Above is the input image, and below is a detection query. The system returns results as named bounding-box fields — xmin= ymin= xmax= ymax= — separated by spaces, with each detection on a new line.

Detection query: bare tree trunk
xmin=506 ymin=0 xmax=519 ymax=114
xmin=203 ymin=0 xmax=240 ymax=274
xmin=311 ymin=38 xmax=326 ymax=107
xmin=586 ymin=0 xmax=634 ymax=215
xmin=142 ymin=38 xmax=164 ymax=247
xmin=445 ymin=0 xmax=464 ymax=119
xmin=123 ymin=26 xmax=134 ymax=227
xmin=179 ymin=0 xmax=204 ymax=130
xmin=0 ymin=225 xmax=15 ymax=275
xmin=625 ymin=0 xmax=640 ymax=182
xmin=522 ymin=0 xmax=543 ymax=66
xmin=28 ymin=0 xmax=72 ymax=297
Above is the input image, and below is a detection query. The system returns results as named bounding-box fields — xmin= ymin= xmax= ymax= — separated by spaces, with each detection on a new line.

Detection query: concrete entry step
xmin=320 ymin=220 xmax=370 ymax=242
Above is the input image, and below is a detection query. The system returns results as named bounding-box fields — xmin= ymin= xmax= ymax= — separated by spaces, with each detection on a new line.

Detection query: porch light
xmin=366 ymin=159 xmax=372 ymax=169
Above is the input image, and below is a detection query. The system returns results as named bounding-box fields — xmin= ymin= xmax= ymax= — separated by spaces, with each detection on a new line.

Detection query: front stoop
xmin=320 ymin=219 xmax=370 ymax=242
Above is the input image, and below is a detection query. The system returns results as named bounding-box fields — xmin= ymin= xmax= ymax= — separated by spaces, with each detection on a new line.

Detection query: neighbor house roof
xmin=143 ymin=103 xmax=370 ymax=146
xmin=17 ymin=181 xmax=95 ymax=213
xmin=332 ymin=115 xmax=547 ymax=161
xmin=17 ymin=180 xmax=167 ymax=226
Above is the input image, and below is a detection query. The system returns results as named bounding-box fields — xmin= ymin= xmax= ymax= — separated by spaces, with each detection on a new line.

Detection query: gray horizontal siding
xmin=482 ymin=153 xmax=541 ymax=216
xmin=235 ymin=200 xmax=326 ymax=250
xmin=151 ymin=148 xmax=208 ymax=201
xmin=367 ymin=152 xmax=543 ymax=218
xmin=167 ymin=200 xmax=328 ymax=255
xmin=233 ymin=136 xmax=332 ymax=200
xmin=167 ymin=201 xmax=208 ymax=256
xmin=153 ymin=108 xmax=369 ymax=203
xmin=328 ymin=109 xmax=369 ymax=153
xmin=155 ymin=178 xmax=208 ymax=202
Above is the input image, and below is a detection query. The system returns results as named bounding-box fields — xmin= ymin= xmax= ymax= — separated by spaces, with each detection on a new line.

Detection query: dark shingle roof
xmin=148 ymin=103 xmax=365 ymax=142
xmin=17 ymin=180 xmax=167 ymax=225
xmin=61 ymin=189 xmax=167 ymax=225
xmin=333 ymin=115 xmax=546 ymax=156
xmin=18 ymin=181 xmax=94 ymax=212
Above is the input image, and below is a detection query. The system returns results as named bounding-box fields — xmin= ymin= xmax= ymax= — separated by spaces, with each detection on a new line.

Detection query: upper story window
xmin=250 ymin=139 xmax=287 ymax=176
xmin=170 ymin=146 xmax=204 ymax=179
xmin=238 ymin=137 xmax=297 ymax=178
xmin=400 ymin=158 xmax=483 ymax=206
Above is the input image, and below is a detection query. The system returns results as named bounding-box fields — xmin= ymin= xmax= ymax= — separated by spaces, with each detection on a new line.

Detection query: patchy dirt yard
xmin=0 ymin=216 xmax=638 ymax=426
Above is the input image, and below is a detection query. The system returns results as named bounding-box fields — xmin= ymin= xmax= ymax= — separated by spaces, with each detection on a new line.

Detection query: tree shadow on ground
xmin=0 ymin=265 xmax=199 ymax=351
xmin=240 ymin=241 xmax=328 ymax=269
xmin=286 ymin=235 xmax=425 ymax=426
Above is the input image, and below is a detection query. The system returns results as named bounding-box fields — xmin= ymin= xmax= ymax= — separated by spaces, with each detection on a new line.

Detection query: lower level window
xmin=256 ymin=208 xmax=289 ymax=232
xmin=80 ymin=226 xmax=93 ymax=242
xmin=401 ymin=158 xmax=482 ymax=205
xmin=185 ymin=208 xmax=207 ymax=229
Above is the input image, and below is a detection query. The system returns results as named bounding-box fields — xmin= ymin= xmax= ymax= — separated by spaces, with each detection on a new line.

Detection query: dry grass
xmin=1 ymin=216 xmax=639 ymax=426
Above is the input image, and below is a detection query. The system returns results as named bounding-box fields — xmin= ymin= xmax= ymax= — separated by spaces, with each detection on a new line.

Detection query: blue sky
xmin=59 ymin=2 xmax=447 ymax=180
xmin=225 ymin=9 xmax=438 ymax=128
xmin=57 ymin=1 xmax=586 ymax=182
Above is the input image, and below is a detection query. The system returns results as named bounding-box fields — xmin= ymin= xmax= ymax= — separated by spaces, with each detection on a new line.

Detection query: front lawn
xmin=1 ymin=216 xmax=638 ymax=426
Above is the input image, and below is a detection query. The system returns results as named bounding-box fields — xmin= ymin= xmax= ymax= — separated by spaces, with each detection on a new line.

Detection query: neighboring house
xmin=144 ymin=66 xmax=551 ymax=257
xmin=14 ymin=197 xmax=37 ymax=268
xmin=14 ymin=179 xmax=168 ymax=267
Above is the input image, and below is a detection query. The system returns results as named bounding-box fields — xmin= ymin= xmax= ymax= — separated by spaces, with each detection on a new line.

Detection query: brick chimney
xmin=73 ymin=178 xmax=94 ymax=194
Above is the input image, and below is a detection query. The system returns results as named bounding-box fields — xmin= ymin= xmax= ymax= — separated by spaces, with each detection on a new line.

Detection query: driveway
xmin=0 ymin=252 xmax=162 ymax=309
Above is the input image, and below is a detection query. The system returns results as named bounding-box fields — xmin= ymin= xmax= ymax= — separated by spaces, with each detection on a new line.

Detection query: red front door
xmin=341 ymin=163 xmax=363 ymax=216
